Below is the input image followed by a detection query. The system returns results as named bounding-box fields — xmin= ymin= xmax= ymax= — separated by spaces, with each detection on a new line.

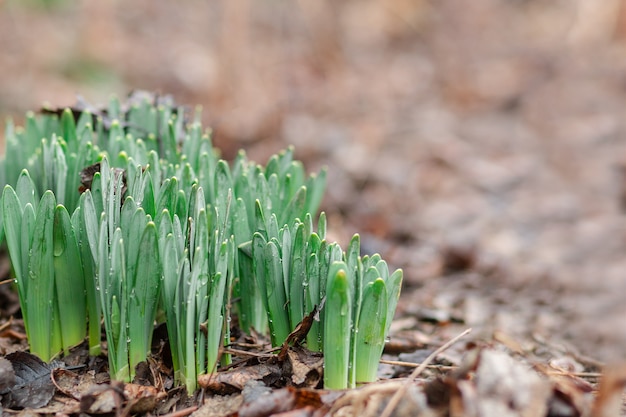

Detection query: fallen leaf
xmin=199 ymin=362 xmax=283 ymax=393
xmin=534 ymin=362 xmax=594 ymax=416
xmin=51 ymin=368 xmax=82 ymax=400
xmin=0 ymin=357 xmax=15 ymax=392
xmin=546 ymin=376 xmax=593 ymax=417
xmin=286 ymin=347 xmax=323 ymax=388
xmin=0 ymin=351 xmax=60 ymax=409
xmin=79 ymin=380 xmax=125 ymax=414
xmin=329 ymin=380 xmax=427 ymax=417
xmin=237 ymin=386 xmax=324 ymax=417
xmin=548 ymin=356 xmax=584 ymax=374
xmin=124 ymin=382 xmax=164 ymax=414
xmin=278 ymin=301 xmax=324 ymax=362
xmin=450 ymin=349 xmax=551 ymax=417
xmin=591 ymin=364 xmax=626 ymax=417
xmin=265 ymin=407 xmax=317 ymax=417
xmin=194 ymin=393 xmax=243 ymax=417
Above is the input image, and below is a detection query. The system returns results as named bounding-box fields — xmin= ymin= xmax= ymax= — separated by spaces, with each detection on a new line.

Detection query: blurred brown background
xmin=2 ymin=0 xmax=626 ymax=361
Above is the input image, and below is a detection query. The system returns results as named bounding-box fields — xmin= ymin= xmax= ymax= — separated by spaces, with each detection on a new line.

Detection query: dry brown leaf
xmin=1 ymin=351 xmax=58 ymax=409
xmin=194 ymin=394 xmax=243 ymax=417
xmin=592 ymin=363 xmax=626 ymax=417
xmin=450 ymin=349 xmax=551 ymax=417
xmin=286 ymin=347 xmax=323 ymax=388
xmin=0 ymin=356 xmax=15 ymax=392
xmin=79 ymin=382 xmax=125 ymax=415
xmin=237 ymin=386 xmax=325 ymax=417
xmin=329 ymin=381 xmax=430 ymax=417
xmin=199 ymin=362 xmax=283 ymax=393
xmin=124 ymin=382 xmax=165 ymax=414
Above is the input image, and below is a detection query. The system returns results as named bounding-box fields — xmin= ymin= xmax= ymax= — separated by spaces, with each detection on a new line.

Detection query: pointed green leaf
xmin=53 ymin=204 xmax=87 ymax=354
xmin=324 ymin=263 xmax=351 ymax=389
xmin=354 ymin=278 xmax=387 ymax=385
xmin=27 ymin=191 xmax=57 ymax=361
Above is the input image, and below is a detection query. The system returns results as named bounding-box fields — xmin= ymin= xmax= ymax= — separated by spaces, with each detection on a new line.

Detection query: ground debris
xmin=234 ymin=383 xmax=326 ymax=417
xmin=0 ymin=351 xmax=60 ymax=409
xmin=0 ymin=327 xmax=622 ymax=416
xmin=200 ymin=362 xmax=283 ymax=394
xmin=322 ymin=344 xmax=606 ymax=417
xmin=450 ymin=349 xmax=551 ymax=417
xmin=329 ymin=381 xmax=431 ymax=417
xmin=592 ymin=364 xmax=626 ymax=417
xmin=285 ymin=347 xmax=324 ymax=388
xmin=0 ymin=356 xmax=15 ymax=392
xmin=200 ymin=345 xmax=323 ymax=394
xmin=193 ymin=393 xmax=243 ymax=417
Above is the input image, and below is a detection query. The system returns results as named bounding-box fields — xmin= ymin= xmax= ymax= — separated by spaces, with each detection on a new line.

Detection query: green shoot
xmin=3 ymin=182 xmax=87 ymax=361
xmin=323 ymin=263 xmax=351 ymax=389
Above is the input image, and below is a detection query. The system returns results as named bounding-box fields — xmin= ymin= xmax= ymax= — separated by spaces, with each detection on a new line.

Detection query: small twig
xmin=222 ymin=347 xmax=276 ymax=359
xmin=217 ymin=346 xmax=282 ymax=372
xmin=50 ymin=369 xmax=81 ymax=401
xmin=0 ymin=278 xmax=14 ymax=286
xmin=159 ymin=405 xmax=198 ymax=417
xmin=531 ymin=333 xmax=605 ymax=369
xmin=380 ymin=328 xmax=472 ymax=417
xmin=379 ymin=359 xmax=457 ymax=371
xmin=544 ymin=370 xmax=602 ymax=378
xmin=0 ymin=317 xmax=13 ymax=333
xmin=229 ymin=341 xmax=269 ymax=349
xmin=379 ymin=357 xmax=602 ymax=379
xmin=1 ymin=328 xmax=27 ymax=340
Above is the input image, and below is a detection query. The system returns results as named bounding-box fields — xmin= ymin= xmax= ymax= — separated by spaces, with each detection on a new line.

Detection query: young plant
xmin=324 ymin=235 xmax=403 ymax=388
xmin=323 ymin=262 xmax=352 ymax=389
xmin=2 ymin=171 xmax=87 ymax=361
xmin=1 ymin=94 xmax=402 ymax=393
xmin=159 ymin=183 xmax=235 ymax=393
xmin=247 ymin=221 xmax=402 ymax=389
xmin=222 ymin=148 xmax=327 ymax=335
xmin=3 ymin=109 xmax=100 ymax=213
xmin=82 ymin=159 xmax=162 ymax=381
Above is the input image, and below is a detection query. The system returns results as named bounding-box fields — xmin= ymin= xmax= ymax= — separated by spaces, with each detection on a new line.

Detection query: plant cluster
xmin=0 ymin=94 xmax=402 ymax=392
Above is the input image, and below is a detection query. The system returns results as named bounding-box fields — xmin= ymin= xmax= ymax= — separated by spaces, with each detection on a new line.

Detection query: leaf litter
xmin=0 ymin=314 xmax=621 ymax=417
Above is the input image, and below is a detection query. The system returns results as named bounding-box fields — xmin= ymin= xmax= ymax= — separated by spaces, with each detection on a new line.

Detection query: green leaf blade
xmin=354 ymin=278 xmax=387 ymax=385
xmin=27 ymin=191 xmax=57 ymax=361
xmin=53 ymin=204 xmax=87 ymax=354
xmin=323 ymin=264 xmax=352 ymax=390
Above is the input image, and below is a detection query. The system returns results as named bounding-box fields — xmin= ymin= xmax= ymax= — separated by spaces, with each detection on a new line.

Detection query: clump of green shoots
xmin=244 ymin=211 xmax=402 ymax=388
xmin=79 ymin=158 xmax=163 ymax=381
xmin=3 ymin=171 xmax=88 ymax=361
xmin=0 ymin=93 xmax=402 ymax=391
xmin=324 ymin=236 xmax=402 ymax=389
xmin=158 ymin=181 xmax=235 ymax=393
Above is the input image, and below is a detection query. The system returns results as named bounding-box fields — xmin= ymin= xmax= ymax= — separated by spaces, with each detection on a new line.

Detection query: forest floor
xmin=2 ymin=1 xmax=626 ymax=415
